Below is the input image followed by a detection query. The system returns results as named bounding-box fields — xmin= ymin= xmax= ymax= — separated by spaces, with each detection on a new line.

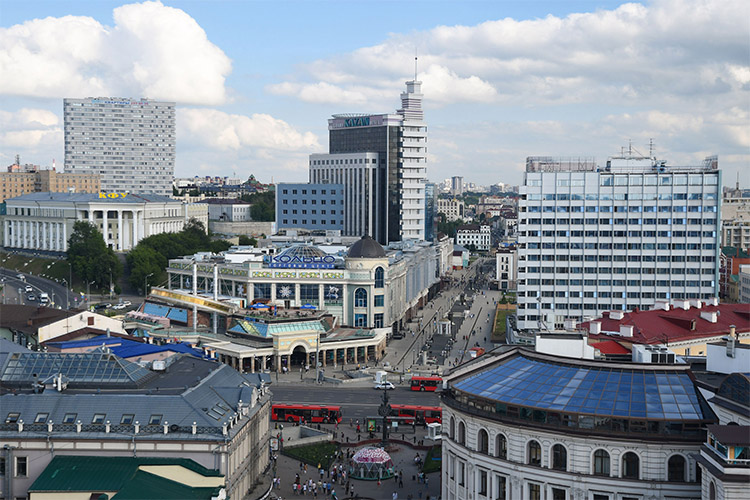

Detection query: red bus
xmin=410 ymin=375 xmax=442 ymax=392
xmin=271 ymin=404 xmax=342 ymax=424
xmin=391 ymin=404 xmax=442 ymax=424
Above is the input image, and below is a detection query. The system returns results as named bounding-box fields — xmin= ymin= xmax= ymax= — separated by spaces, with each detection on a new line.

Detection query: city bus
xmin=271 ymin=404 xmax=342 ymax=424
xmin=390 ymin=404 xmax=442 ymax=424
xmin=410 ymin=375 xmax=442 ymax=392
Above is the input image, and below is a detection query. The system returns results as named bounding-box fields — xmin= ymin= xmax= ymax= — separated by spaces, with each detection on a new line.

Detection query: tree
xmin=127 ymin=245 xmax=166 ymax=293
xmin=67 ymin=221 xmax=121 ymax=291
xmin=240 ymin=191 xmax=275 ymax=221
xmin=238 ymin=235 xmax=257 ymax=246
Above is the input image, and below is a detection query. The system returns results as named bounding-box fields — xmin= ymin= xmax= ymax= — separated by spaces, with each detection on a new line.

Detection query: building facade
xmin=315 ymin=79 xmax=427 ymax=244
xmin=64 ymin=97 xmax=175 ymax=196
xmin=2 ymin=192 xmax=207 ymax=253
xmin=276 ymin=182 xmax=346 ymax=233
xmin=442 ymin=347 xmax=717 ymax=500
xmin=438 ymin=198 xmax=466 ymax=222
xmin=456 ymin=224 xmax=491 ymax=251
xmin=165 ymin=236 xmax=441 ymax=331
xmin=199 ymin=198 xmax=253 ymax=222
xmin=451 ymin=176 xmax=464 ymax=196
xmin=495 ymin=246 xmax=517 ymax=291
xmin=0 ymin=168 xmax=100 ymax=203
xmin=517 ymin=154 xmax=721 ymax=332
xmin=720 ymin=201 xmax=750 ymax=252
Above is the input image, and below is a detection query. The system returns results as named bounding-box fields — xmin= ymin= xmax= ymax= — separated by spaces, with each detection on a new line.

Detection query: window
xmin=495 ymin=434 xmax=507 ymax=459
xmin=34 ymin=413 xmax=48 ymax=424
xmin=374 ymin=295 xmax=384 ymax=307
xmin=92 ymin=413 xmax=106 ymax=424
xmin=149 ymin=414 xmax=162 ymax=426
xmin=121 ymin=414 xmax=135 ymax=425
xmin=354 ymin=288 xmax=367 ymax=307
xmin=622 ymin=452 xmax=639 ymax=479
xmin=552 ymin=488 xmax=566 ymax=500
xmin=478 ymin=469 xmax=488 ymax=496
xmin=552 ymin=444 xmax=567 ymax=470
xmin=529 ymin=483 xmax=541 ymax=500
xmin=15 ymin=456 xmax=27 ymax=477
xmin=496 ymin=475 xmax=507 ymax=500
xmin=63 ymin=413 xmax=77 ymax=424
xmin=710 ymin=481 xmax=716 ymax=500
xmin=458 ymin=421 xmax=466 ymax=445
xmin=374 ymin=267 xmax=385 ymax=288
xmin=459 ymin=461 xmax=465 ymax=486
xmin=668 ymin=455 xmax=686 ymax=482
xmin=478 ymin=429 xmax=489 ymax=453
xmin=527 ymin=440 xmax=541 ymax=466
xmin=449 ymin=417 xmax=455 ymax=439
xmin=593 ymin=449 xmax=610 ymax=476
xmin=5 ymin=412 xmax=20 ymax=424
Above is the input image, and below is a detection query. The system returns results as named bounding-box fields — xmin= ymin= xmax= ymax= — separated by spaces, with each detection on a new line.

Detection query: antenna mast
xmin=414 ymin=48 xmax=418 ymax=81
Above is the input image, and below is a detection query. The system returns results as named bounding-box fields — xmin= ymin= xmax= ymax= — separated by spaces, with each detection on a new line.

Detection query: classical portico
xmin=2 ymin=192 xmax=207 ymax=253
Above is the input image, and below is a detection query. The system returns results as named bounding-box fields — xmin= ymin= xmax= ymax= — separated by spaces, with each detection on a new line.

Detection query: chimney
xmin=726 ymin=336 xmax=736 ymax=358
xmin=589 ymin=322 xmax=601 ymax=335
xmin=690 ymin=300 xmax=702 ymax=309
xmin=730 ymin=324 xmax=737 ymax=339
xmin=653 ymin=301 xmax=670 ymax=311
xmin=700 ymin=311 xmax=718 ymax=323
xmin=709 ymin=297 xmax=719 ymax=306
xmin=619 ymin=325 xmax=634 ymax=337
xmin=610 ymin=310 xmax=624 ymax=320
xmin=675 ymin=300 xmax=690 ymax=311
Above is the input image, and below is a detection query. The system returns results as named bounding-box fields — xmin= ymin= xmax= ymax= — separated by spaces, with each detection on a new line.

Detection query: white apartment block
xmin=740 ymin=265 xmax=750 ymax=303
xmin=720 ymin=202 xmax=750 ymax=250
xmin=456 ymin=224 xmax=491 ymax=251
xmin=2 ymin=192 xmax=206 ymax=253
xmin=398 ymin=81 xmax=428 ymax=241
xmin=438 ymin=198 xmax=465 ymax=222
xmin=64 ymin=97 xmax=175 ymax=196
xmin=495 ymin=247 xmax=517 ymax=290
xmin=517 ymin=155 xmax=721 ymax=332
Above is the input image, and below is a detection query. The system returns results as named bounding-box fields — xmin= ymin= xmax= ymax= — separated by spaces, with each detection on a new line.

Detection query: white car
xmin=112 ymin=303 xmax=128 ymax=310
xmin=374 ymin=382 xmax=395 ymax=390
xmin=25 ymin=285 xmax=33 ymax=293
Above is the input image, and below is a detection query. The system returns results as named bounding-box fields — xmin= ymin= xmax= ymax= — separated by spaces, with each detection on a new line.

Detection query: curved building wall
xmin=442 ymin=404 xmax=703 ymax=500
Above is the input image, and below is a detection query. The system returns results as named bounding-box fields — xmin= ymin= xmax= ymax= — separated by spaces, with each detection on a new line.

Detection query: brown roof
xmin=0 ymin=304 xmax=76 ymax=335
xmin=708 ymin=424 xmax=750 ymax=446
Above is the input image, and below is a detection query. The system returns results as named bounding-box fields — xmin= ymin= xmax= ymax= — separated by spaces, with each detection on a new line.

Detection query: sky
xmin=1 ymin=0 xmax=748 ymax=188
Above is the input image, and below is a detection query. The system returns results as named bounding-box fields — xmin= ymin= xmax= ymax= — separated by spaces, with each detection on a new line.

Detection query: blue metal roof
xmin=45 ymin=336 xmax=128 ymax=350
xmin=453 ymin=354 xmax=709 ymax=421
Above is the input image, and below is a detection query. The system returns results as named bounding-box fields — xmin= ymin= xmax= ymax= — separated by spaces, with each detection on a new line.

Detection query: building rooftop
xmin=347 ymin=235 xmax=386 ymax=258
xmin=583 ymin=301 xmax=750 ymax=345
xmin=450 ymin=348 xmax=715 ymax=422
xmin=707 ymin=424 xmax=750 ymax=446
xmin=29 ymin=455 xmax=223 ymax=499
xmin=6 ymin=192 xmax=177 ymax=204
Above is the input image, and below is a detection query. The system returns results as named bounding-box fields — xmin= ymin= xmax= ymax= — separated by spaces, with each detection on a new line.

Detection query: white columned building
xmin=2 ymin=193 xmax=208 ymax=253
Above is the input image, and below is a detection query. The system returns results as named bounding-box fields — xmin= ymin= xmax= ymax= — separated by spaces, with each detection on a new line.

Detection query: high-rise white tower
xmin=64 ymin=97 xmax=175 ymax=196
xmin=398 ymin=80 xmax=427 ymax=240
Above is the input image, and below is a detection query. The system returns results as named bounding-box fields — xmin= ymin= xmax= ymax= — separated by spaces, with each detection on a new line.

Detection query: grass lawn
xmin=422 ymin=444 xmax=441 ymax=474
xmin=491 ymin=304 xmax=516 ymax=343
xmin=0 ymin=252 xmax=77 ymax=287
xmin=283 ymin=441 xmax=339 ymax=468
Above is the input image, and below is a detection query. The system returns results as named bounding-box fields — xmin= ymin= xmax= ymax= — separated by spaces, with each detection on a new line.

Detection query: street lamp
xmin=61 ymin=278 xmax=70 ymax=310
xmin=86 ymin=280 xmax=96 ymax=308
xmin=144 ymin=273 xmax=154 ymax=296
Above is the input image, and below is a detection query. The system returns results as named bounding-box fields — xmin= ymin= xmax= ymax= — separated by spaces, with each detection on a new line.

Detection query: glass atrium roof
xmin=453 ymin=355 xmax=708 ymax=421
xmin=1 ymin=352 xmax=153 ymax=386
xmin=279 ymin=245 xmax=328 ymax=260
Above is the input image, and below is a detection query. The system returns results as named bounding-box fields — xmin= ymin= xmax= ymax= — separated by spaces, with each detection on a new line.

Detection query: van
xmin=39 ymin=292 xmax=49 ymax=304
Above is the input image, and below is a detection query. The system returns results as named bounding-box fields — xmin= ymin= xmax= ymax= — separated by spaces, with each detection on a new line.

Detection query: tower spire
xmin=414 ymin=48 xmax=418 ymax=81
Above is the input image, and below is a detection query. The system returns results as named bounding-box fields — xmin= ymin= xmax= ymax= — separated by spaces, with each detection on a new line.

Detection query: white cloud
xmin=177 ymin=108 xmax=320 ymax=152
xmin=0 ymin=108 xmax=62 ymax=151
xmin=0 ymin=1 xmax=231 ymax=104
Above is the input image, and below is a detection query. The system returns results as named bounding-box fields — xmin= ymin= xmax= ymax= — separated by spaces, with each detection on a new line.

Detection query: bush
xmin=282 ymin=442 xmax=339 ymax=467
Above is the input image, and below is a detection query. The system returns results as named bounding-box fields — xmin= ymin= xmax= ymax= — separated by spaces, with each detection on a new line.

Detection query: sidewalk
xmin=268 ymin=421 xmax=441 ymax=500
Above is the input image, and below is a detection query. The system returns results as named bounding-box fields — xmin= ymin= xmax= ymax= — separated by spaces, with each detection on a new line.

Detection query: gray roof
xmin=347 ymin=235 xmax=386 ymax=258
xmin=0 ymin=356 xmax=267 ymax=436
xmin=6 ymin=192 xmax=178 ymax=204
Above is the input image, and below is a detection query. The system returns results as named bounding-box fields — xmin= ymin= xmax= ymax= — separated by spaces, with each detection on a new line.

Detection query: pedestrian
xmin=399 ymin=476 xmax=404 ymax=488
xmin=393 ymin=491 xmax=398 ymax=500
xmin=304 ymin=463 xmax=308 ymax=474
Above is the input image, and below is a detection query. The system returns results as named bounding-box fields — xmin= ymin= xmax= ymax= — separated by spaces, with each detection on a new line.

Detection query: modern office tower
xmin=313 ymin=79 xmax=427 ymax=244
xmin=451 ymin=176 xmax=464 ymax=196
xmin=516 ymin=154 xmax=721 ymax=332
xmin=64 ymin=97 xmax=175 ymax=196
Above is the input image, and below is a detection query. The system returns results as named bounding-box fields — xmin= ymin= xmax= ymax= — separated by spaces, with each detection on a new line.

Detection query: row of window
xmin=527 ymin=173 xmax=717 ymax=187
xmin=281 ymin=188 xmax=341 ymax=195
xmin=523 ymin=217 xmax=717 ymax=225
xmin=281 ymin=219 xmax=342 ymax=226
xmin=525 ymin=192 xmax=718 ymax=201
xmin=522 ymin=230 xmax=718 ymax=240
xmin=522 ymin=280 xmax=713 ymax=289
xmin=311 ymin=158 xmax=378 ymax=165
xmin=449 ymin=419 xmax=691 ymax=481
xmin=281 ymin=199 xmax=337 ymax=205
xmin=524 ymin=204 xmax=716 ymax=213
xmin=281 ymin=209 xmax=337 ymax=215
xmin=5 ymin=411 xmax=163 ymax=426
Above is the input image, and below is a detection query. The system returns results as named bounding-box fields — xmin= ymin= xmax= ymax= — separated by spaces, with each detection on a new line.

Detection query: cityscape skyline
xmin=1 ymin=0 xmax=748 ymax=188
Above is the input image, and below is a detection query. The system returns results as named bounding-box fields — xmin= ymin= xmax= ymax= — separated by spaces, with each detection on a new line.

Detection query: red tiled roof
xmin=582 ymin=302 xmax=750 ymax=345
xmin=592 ymin=340 xmax=630 ymax=354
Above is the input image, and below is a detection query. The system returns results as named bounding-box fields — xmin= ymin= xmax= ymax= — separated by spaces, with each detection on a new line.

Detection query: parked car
xmin=93 ymin=303 xmax=111 ymax=311
xmin=121 ymin=300 xmax=132 ymax=307
xmin=112 ymin=303 xmax=128 ymax=310
xmin=374 ymin=381 xmax=395 ymax=390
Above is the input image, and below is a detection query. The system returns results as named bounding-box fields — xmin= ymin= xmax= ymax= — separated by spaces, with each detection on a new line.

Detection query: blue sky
xmin=1 ymin=0 xmax=748 ymax=187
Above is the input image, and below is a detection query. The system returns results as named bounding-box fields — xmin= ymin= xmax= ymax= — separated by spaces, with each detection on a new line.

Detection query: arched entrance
xmin=290 ymin=345 xmax=308 ymax=366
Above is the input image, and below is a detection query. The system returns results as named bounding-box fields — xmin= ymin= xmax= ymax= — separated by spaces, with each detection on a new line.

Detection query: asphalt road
xmin=269 ymin=384 xmax=441 ymax=421
xmin=0 ymin=267 xmax=76 ymax=309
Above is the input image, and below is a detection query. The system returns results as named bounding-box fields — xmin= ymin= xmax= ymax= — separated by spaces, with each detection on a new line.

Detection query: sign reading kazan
xmin=266 ymin=254 xmax=336 ymax=269
xmin=344 ymin=117 xmax=370 ymax=127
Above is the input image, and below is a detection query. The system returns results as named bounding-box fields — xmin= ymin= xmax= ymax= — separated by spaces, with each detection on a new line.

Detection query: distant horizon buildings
xmin=64 ymin=97 xmax=175 ymax=196
xmin=517 ymin=153 xmax=721 ymax=332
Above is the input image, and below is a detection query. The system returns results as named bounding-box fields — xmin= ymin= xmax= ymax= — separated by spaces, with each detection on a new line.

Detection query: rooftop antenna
xmin=414 ymin=48 xmax=418 ymax=81
xmin=648 ymin=138 xmax=654 ymax=158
